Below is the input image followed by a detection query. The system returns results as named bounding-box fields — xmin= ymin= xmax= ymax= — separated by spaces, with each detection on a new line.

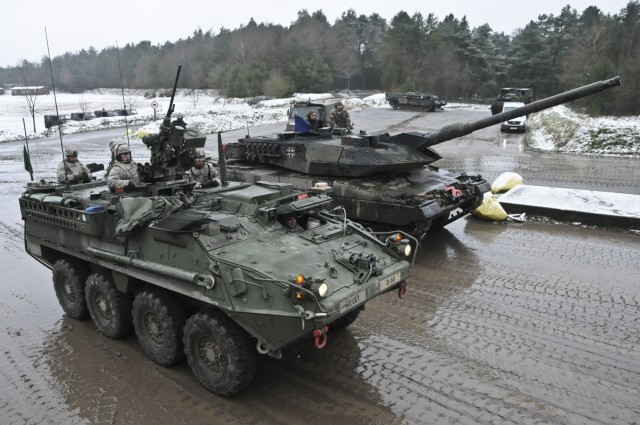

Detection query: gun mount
xmin=224 ymin=76 xmax=622 ymax=237
xmin=137 ymin=66 xmax=207 ymax=182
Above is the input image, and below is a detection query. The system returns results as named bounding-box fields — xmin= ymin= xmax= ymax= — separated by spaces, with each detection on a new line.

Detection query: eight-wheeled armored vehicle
xmin=225 ymin=77 xmax=622 ymax=239
xmin=19 ymin=67 xmax=415 ymax=396
xmin=385 ymin=91 xmax=446 ymax=111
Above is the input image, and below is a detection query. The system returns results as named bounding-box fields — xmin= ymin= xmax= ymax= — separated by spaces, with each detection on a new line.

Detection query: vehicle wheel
xmin=331 ymin=307 xmax=363 ymax=331
xmin=183 ymin=311 xmax=255 ymax=396
xmin=133 ymin=289 xmax=186 ymax=366
xmin=85 ymin=272 xmax=133 ymax=339
xmin=52 ymin=258 xmax=89 ymax=319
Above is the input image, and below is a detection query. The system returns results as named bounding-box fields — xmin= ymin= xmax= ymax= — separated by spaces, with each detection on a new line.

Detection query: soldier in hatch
xmin=57 ymin=148 xmax=92 ymax=184
xmin=281 ymin=214 xmax=304 ymax=232
xmin=187 ymin=148 xmax=219 ymax=188
xmin=329 ymin=101 xmax=351 ymax=129
xmin=306 ymin=111 xmax=323 ymax=132
xmin=106 ymin=144 xmax=141 ymax=192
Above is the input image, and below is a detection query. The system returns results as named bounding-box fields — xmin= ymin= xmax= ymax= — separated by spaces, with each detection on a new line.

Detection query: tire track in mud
xmin=0 ymin=280 xmax=88 ymax=425
xmin=353 ymin=219 xmax=640 ymax=424
xmin=0 ymin=220 xmax=24 ymax=256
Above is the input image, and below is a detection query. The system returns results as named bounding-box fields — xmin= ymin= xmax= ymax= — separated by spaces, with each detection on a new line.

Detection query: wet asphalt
xmin=1 ymin=109 xmax=638 ymax=425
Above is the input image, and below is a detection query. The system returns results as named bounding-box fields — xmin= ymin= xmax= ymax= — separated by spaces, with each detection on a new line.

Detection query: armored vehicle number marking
xmin=339 ymin=290 xmax=367 ymax=314
xmin=379 ymin=271 xmax=401 ymax=292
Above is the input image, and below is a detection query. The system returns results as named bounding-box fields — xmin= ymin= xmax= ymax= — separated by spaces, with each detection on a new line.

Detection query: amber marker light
xmin=395 ymin=233 xmax=403 ymax=242
xmin=296 ymin=275 xmax=305 ymax=285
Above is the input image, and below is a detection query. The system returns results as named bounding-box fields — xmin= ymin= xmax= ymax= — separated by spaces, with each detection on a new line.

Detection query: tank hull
xmin=226 ymin=163 xmax=490 ymax=237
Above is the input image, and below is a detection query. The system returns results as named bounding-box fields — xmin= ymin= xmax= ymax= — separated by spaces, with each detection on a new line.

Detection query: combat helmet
xmin=195 ymin=148 xmax=205 ymax=158
xmin=114 ymin=144 xmax=132 ymax=163
xmin=65 ymin=147 xmax=78 ymax=157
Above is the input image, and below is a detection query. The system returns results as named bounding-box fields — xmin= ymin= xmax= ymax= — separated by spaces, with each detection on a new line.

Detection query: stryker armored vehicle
xmin=225 ymin=77 xmax=622 ymax=239
xmin=385 ymin=91 xmax=446 ymax=111
xmin=19 ymin=67 xmax=415 ymax=396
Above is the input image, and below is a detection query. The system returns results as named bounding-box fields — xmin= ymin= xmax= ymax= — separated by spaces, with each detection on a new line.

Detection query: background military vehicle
xmin=225 ymin=77 xmax=622 ymax=239
xmin=44 ymin=114 xmax=70 ymax=128
xmin=19 ymin=67 xmax=415 ymax=396
xmin=491 ymin=87 xmax=534 ymax=115
xmin=385 ymin=91 xmax=446 ymax=111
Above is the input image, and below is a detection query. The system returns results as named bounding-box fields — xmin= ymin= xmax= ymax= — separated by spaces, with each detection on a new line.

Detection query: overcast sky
xmin=1 ymin=0 xmax=631 ymax=68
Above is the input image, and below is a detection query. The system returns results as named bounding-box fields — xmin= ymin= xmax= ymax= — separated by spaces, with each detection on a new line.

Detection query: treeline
xmin=2 ymin=3 xmax=639 ymax=115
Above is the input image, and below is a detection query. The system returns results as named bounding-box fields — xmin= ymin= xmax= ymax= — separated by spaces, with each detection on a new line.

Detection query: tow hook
xmin=313 ymin=325 xmax=329 ymax=349
xmin=398 ymin=280 xmax=408 ymax=298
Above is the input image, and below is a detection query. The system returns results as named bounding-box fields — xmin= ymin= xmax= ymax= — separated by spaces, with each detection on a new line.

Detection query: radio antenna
xmin=44 ymin=27 xmax=69 ymax=186
xmin=116 ymin=42 xmax=131 ymax=148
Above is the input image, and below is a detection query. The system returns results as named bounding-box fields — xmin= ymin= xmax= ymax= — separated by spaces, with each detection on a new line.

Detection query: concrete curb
xmin=497 ymin=185 xmax=640 ymax=230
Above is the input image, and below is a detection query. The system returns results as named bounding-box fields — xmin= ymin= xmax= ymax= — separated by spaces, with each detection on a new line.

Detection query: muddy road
xmin=1 ymin=109 xmax=639 ymax=424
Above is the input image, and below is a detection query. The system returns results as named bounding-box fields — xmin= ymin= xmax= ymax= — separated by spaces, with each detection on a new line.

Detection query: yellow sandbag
xmin=472 ymin=192 xmax=508 ymax=221
xmin=491 ymin=172 xmax=524 ymax=193
xmin=136 ymin=129 xmax=154 ymax=138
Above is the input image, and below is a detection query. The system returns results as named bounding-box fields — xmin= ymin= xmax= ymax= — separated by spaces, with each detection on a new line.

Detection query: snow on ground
xmin=1 ymin=90 xmax=638 ymax=157
xmin=527 ymin=105 xmax=640 ymax=156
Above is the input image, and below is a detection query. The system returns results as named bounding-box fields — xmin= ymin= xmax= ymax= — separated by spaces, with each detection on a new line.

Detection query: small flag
xmin=294 ymin=114 xmax=311 ymax=133
xmin=23 ymin=145 xmax=33 ymax=175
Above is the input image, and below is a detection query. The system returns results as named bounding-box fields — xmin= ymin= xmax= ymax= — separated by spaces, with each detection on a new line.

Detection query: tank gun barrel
xmin=423 ymin=76 xmax=622 ymax=148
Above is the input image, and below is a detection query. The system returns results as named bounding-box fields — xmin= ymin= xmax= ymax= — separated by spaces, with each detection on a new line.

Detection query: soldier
xmin=106 ymin=144 xmax=141 ymax=193
xmin=329 ymin=101 xmax=351 ymax=129
xmin=306 ymin=111 xmax=323 ymax=132
xmin=57 ymin=148 xmax=92 ymax=184
xmin=188 ymin=148 xmax=219 ymax=188
xmin=282 ymin=214 xmax=303 ymax=232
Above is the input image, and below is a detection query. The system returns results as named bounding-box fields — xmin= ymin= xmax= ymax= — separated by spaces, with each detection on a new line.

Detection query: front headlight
xmin=401 ymin=241 xmax=412 ymax=257
xmin=310 ymin=282 xmax=329 ymax=298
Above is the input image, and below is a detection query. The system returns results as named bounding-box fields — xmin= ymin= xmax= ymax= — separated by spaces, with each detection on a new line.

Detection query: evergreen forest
xmin=1 ymin=3 xmax=639 ymax=115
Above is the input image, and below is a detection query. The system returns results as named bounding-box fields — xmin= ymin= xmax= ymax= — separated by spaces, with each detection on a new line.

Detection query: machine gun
xmin=139 ymin=66 xmax=206 ymax=182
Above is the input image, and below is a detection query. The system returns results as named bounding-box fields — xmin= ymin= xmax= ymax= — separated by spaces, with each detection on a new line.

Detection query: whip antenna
xmin=116 ymin=41 xmax=131 ymax=148
xmin=44 ymin=27 xmax=69 ymax=186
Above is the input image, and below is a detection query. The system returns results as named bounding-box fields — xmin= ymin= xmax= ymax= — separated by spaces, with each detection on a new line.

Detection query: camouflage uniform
xmin=106 ymin=144 xmax=141 ymax=191
xmin=57 ymin=160 xmax=92 ymax=184
xmin=187 ymin=148 xmax=219 ymax=186
xmin=329 ymin=102 xmax=351 ymax=128
xmin=57 ymin=148 xmax=92 ymax=184
xmin=107 ymin=162 xmax=141 ymax=191
xmin=188 ymin=162 xmax=218 ymax=184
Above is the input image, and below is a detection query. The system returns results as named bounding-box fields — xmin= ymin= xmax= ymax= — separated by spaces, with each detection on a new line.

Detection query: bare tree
xmin=79 ymin=93 xmax=89 ymax=114
xmin=17 ymin=60 xmax=45 ymax=132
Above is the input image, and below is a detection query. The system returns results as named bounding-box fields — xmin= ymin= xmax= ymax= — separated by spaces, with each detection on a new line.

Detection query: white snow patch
xmin=1 ymin=90 xmax=638 ymax=157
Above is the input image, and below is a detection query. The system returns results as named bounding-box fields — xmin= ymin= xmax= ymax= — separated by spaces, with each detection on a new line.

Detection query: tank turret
xmin=227 ymin=77 xmax=621 ymax=179
xmin=224 ymin=77 xmax=622 ymax=237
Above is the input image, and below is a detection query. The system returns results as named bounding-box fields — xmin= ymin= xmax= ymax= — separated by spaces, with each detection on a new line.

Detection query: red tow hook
xmin=312 ymin=325 xmax=329 ymax=349
xmin=398 ymin=280 xmax=408 ymax=298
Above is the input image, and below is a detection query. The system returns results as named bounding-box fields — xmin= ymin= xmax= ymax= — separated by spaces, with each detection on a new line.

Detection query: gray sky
xmin=1 ymin=0 xmax=631 ymax=68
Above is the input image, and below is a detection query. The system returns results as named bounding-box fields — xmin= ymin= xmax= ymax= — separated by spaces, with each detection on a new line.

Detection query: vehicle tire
xmin=331 ymin=307 xmax=363 ymax=331
xmin=183 ymin=311 xmax=255 ymax=396
xmin=52 ymin=258 xmax=89 ymax=319
xmin=133 ymin=289 xmax=186 ymax=366
xmin=85 ymin=272 xmax=133 ymax=339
